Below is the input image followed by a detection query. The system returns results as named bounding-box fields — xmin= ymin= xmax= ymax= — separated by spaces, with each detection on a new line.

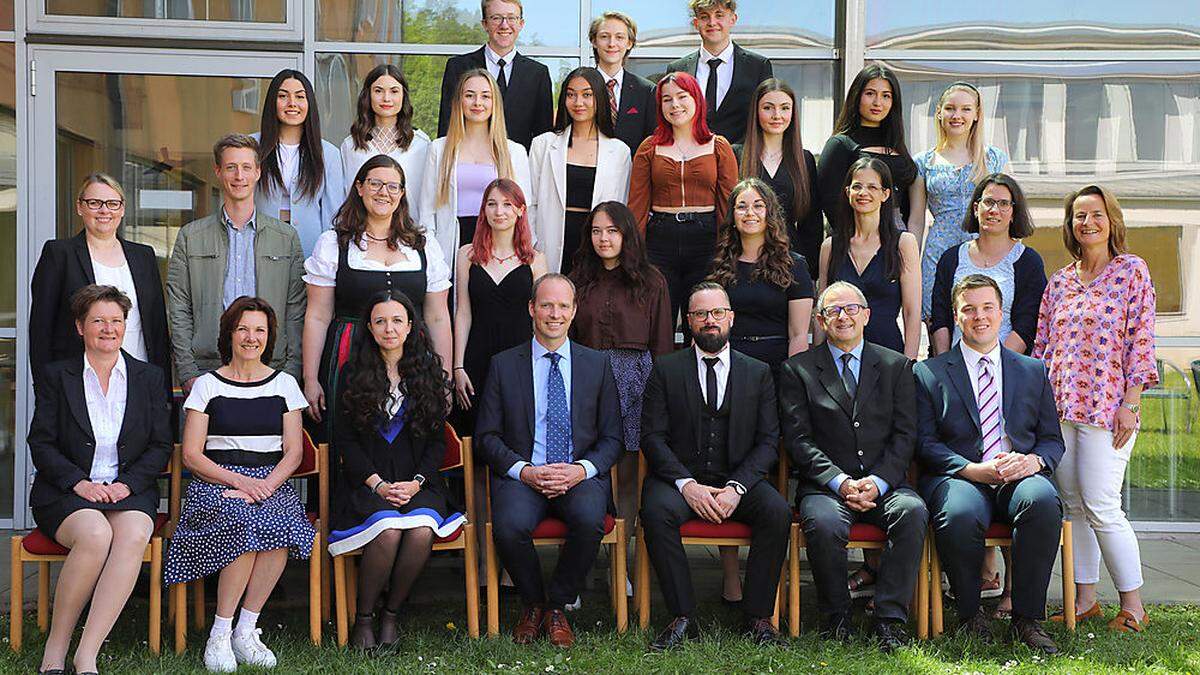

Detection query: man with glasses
xmin=436 ymin=0 xmax=553 ymax=149
xmin=639 ymin=282 xmax=790 ymax=651
xmin=778 ymin=281 xmax=927 ymax=651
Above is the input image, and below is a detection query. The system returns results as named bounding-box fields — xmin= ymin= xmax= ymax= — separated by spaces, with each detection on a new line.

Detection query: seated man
xmin=914 ymin=274 xmax=1064 ymax=654
xmin=476 ymin=273 xmax=622 ymax=648
xmin=779 ymin=281 xmax=927 ymax=651
xmin=640 ymin=282 xmax=790 ymax=650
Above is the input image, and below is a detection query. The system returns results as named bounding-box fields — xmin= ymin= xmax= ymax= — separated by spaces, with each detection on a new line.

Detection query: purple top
xmin=456 ymin=162 xmax=499 ymax=217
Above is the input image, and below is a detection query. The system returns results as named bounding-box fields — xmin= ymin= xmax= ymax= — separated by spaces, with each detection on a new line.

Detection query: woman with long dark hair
xmin=255 ymin=69 xmax=344 ymax=256
xmin=327 ymin=290 xmax=461 ymax=649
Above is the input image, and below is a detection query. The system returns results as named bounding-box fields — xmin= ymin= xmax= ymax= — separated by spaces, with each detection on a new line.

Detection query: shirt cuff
xmin=827 ymin=473 xmax=851 ymax=495
xmin=575 ymin=460 xmax=597 ymax=480
xmin=507 ymin=461 xmax=530 ymax=481
xmin=675 ymin=477 xmax=696 ymax=493
xmin=868 ymin=475 xmax=889 ymax=496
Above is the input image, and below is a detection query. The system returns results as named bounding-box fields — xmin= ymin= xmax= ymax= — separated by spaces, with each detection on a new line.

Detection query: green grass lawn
xmin=1125 ymin=371 xmax=1198 ymax=491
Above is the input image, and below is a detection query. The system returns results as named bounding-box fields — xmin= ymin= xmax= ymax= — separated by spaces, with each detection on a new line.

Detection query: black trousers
xmin=490 ymin=475 xmax=609 ymax=609
xmin=645 ymin=212 xmax=718 ymax=325
xmin=798 ymin=487 xmax=928 ymax=622
xmin=923 ymin=474 xmax=1062 ymax=621
xmin=640 ymin=477 xmax=790 ymax=619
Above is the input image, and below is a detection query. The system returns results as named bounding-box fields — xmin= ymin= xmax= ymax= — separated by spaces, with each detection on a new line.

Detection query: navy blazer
xmin=913 ymin=344 xmax=1064 ymax=494
xmin=476 ymin=339 xmax=623 ymax=479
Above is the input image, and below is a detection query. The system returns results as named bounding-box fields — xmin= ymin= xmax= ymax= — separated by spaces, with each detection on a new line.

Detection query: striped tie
xmin=977 ymin=357 xmax=1003 ymax=461
xmin=607 ymin=78 xmax=619 ymax=126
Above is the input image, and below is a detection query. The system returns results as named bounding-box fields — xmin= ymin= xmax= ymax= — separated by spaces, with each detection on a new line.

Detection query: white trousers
xmin=1056 ymin=421 xmax=1144 ymax=591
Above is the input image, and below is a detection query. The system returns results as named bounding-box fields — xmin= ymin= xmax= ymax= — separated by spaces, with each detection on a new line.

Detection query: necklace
xmin=762 ymin=149 xmax=782 ymax=161
xmin=363 ymin=231 xmax=390 ymax=242
xmin=494 ymin=251 xmax=519 ymax=264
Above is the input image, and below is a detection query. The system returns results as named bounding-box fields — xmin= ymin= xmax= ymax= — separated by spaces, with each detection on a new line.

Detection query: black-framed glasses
xmin=978 ymin=197 xmax=1014 ymax=211
xmin=362 ymin=178 xmax=403 ymax=195
xmin=79 ymin=198 xmax=124 ymax=211
xmin=686 ymin=307 xmax=731 ymax=321
xmin=820 ymin=303 xmax=866 ymax=319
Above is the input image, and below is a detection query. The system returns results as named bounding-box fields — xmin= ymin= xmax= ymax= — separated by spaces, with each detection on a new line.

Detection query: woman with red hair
xmin=628 ymin=71 xmax=739 ymax=320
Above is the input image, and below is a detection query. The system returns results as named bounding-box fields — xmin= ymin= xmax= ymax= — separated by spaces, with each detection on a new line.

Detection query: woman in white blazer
xmin=530 ymin=67 xmax=632 ymax=274
xmin=418 ymin=68 xmax=531 ymax=275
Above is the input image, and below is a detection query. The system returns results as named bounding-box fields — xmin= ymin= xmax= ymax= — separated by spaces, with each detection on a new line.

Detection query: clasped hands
xmin=73 ymin=480 xmax=131 ymax=503
xmin=837 ymin=477 xmax=881 ymax=512
xmin=373 ymin=480 xmax=421 ymax=508
xmin=962 ymin=451 xmax=1041 ymax=486
xmin=520 ymin=463 xmax=586 ymax=498
xmin=681 ymin=481 xmax=742 ymax=523
xmin=223 ymin=474 xmax=280 ymax=503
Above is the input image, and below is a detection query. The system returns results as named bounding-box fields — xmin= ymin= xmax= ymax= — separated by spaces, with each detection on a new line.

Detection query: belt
xmin=650 ymin=210 xmax=714 ymax=223
xmin=731 ymin=335 xmax=787 ymax=343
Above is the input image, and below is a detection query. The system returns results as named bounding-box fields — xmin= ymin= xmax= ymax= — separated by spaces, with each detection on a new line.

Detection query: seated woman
xmin=28 ymin=284 xmax=172 ymax=675
xmin=164 ymin=296 xmax=314 ymax=673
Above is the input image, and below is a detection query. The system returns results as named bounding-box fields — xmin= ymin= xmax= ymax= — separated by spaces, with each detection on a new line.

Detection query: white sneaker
xmin=203 ymin=633 xmax=237 ymax=673
xmin=231 ymin=628 xmax=277 ymax=669
xmin=565 ymin=595 xmax=582 ymax=612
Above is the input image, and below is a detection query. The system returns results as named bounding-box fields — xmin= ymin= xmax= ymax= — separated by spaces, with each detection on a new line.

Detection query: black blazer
xmin=476 ymin=340 xmax=623 ymax=478
xmin=666 ymin=44 xmax=773 ymax=145
xmin=640 ymin=347 xmax=779 ymax=489
xmin=29 ymin=232 xmax=172 ymax=394
xmin=27 ymin=354 xmax=172 ymax=512
xmin=913 ymin=344 xmax=1065 ymax=495
xmin=436 ymin=47 xmax=554 ymax=149
xmin=779 ymin=342 xmax=916 ymax=500
xmin=613 ymin=70 xmax=658 ymax=154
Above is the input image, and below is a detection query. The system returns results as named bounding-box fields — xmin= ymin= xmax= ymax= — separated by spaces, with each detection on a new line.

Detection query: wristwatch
xmin=725 ymin=481 xmax=747 ymax=496
xmin=1121 ymin=402 xmax=1141 ymax=414
xmin=413 ymin=474 xmax=426 ymax=487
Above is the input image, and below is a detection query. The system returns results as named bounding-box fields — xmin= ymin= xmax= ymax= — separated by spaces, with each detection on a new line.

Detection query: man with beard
xmin=639 ymin=281 xmax=790 ymax=650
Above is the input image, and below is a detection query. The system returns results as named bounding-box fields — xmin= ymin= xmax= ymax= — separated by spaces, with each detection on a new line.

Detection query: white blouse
xmin=92 ymin=259 xmax=148 ymax=361
xmin=302 ymin=228 xmax=452 ymax=293
xmin=340 ymin=129 xmax=432 ymax=223
xmin=83 ymin=353 xmax=127 ymax=484
xmin=278 ymin=142 xmax=301 ymax=199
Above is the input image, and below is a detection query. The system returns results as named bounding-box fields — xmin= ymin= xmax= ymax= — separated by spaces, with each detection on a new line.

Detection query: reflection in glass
xmin=0 ymin=338 xmax=12 ymax=519
xmin=0 ymin=0 xmax=11 ymax=31
xmin=47 ymin=0 xmax=285 ymax=21
xmin=316 ymin=0 xmax=578 ymax=47
xmin=602 ymin=0 xmax=834 ymax=50
xmin=0 ymin=44 xmax=13 ymax=330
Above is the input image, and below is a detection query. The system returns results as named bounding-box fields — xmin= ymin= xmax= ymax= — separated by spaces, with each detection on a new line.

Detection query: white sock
xmin=210 ymin=614 xmax=233 ymax=638
xmin=234 ymin=608 xmax=260 ymax=636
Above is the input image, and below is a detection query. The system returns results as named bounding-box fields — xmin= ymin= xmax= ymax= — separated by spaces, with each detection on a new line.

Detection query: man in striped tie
xmin=913 ymin=274 xmax=1065 ymax=655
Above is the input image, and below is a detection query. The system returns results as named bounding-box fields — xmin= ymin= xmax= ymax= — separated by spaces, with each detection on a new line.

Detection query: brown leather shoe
xmin=1050 ymin=601 xmax=1102 ymax=623
xmin=512 ymin=605 xmax=545 ymax=645
xmin=543 ymin=608 xmax=575 ymax=648
xmin=1009 ymin=616 xmax=1059 ymax=655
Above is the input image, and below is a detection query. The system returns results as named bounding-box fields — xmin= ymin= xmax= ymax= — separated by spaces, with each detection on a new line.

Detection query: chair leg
xmin=191 ymin=578 xmax=205 ymax=630
xmin=1061 ymin=520 xmax=1076 ymax=631
xmin=614 ymin=521 xmax=628 ymax=634
xmin=772 ymin=565 xmax=784 ymax=630
xmin=36 ymin=561 xmax=49 ymax=633
xmin=332 ymin=554 xmax=348 ymax=647
xmin=309 ymin=531 xmax=322 ymax=646
xmin=10 ymin=537 xmax=23 ymax=652
xmin=788 ymin=524 xmax=800 ymax=638
xmin=915 ymin=534 xmax=929 ymax=640
xmin=463 ymin=523 xmax=480 ymax=638
xmin=346 ymin=557 xmax=358 ymax=620
xmin=485 ymin=522 xmax=499 ymax=637
xmin=635 ymin=525 xmax=650 ymax=629
xmin=929 ymin=528 xmax=943 ymax=637
xmin=321 ymin=551 xmax=332 ymax=624
xmin=149 ymin=538 xmax=162 ymax=655
xmin=173 ymin=583 xmax=187 ymax=655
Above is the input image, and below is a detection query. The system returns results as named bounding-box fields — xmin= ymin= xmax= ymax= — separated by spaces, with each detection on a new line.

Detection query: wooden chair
xmin=485 ymin=456 xmax=628 ymax=636
xmin=9 ymin=444 xmax=182 ymax=654
xmin=171 ymin=431 xmax=326 ymax=652
xmin=929 ymin=520 xmax=1076 ymax=636
xmin=331 ymin=426 xmax=481 ymax=644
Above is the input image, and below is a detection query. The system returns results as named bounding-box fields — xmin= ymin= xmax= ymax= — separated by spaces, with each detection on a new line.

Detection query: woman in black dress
xmin=327 ymin=290 xmax=460 ymax=650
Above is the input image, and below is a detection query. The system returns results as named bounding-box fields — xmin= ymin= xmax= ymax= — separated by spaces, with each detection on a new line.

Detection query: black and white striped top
xmin=184 ymin=370 xmax=308 ymax=467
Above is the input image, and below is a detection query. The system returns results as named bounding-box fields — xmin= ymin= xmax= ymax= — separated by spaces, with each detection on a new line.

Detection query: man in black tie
xmin=914 ymin=274 xmax=1064 ymax=654
xmin=664 ymin=0 xmax=772 ymax=145
xmin=589 ymin=11 xmax=658 ymax=153
xmin=476 ymin=274 xmax=623 ymax=647
xmin=436 ymin=0 xmax=554 ymax=148
xmin=640 ymin=282 xmax=790 ymax=650
xmin=778 ymin=281 xmax=927 ymax=651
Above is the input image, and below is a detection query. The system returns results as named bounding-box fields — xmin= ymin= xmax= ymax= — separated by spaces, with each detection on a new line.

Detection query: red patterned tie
xmin=607 ymin=78 xmax=619 ymax=126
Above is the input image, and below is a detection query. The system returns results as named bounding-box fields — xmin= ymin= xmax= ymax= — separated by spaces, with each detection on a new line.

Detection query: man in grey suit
xmin=167 ymin=133 xmax=306 ymax=391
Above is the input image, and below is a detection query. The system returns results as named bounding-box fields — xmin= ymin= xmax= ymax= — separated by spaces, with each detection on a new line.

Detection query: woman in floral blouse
xmin=1033 ymin=184 xmax=1157 ymax=634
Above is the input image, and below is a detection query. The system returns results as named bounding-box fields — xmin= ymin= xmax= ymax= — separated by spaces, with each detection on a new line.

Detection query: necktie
xmin=977 ymin=357 xmax=1003 ymax=462
xmin=840 ymin=353 xmax=858 ymax=400
xmin=496 ymin=58 xmax=509 ymax=96
xmin=705 ymin=58 xmax=721 ymax=117
xmin=703 ymin=357 xmax=720 ymax=414
xmin=606 ymin=77 xmax=619 ymax=126
xmin=545 ymin=352 xmax=571 ymax=464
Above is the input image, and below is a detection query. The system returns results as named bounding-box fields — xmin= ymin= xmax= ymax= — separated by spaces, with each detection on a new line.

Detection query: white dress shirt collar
xmin=700 ymin=42 xmax=735 ymax=66
xmin=82 ymin=352 xmax=128 ymax=484
xmin=694 ymin=343 xmax=731 ymax=371
xmin=960 ymin=340 xmax=1002 ymax=374
xmin=484 ymin=43 xmax=517 ymax=67
xmin=84 ymin=351 xmax=128 ymax=383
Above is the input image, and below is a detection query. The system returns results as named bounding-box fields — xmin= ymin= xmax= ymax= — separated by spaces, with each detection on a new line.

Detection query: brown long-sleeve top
xmin=571 ymin=266 xmax=675 ymax=355
xmin=627 ymin=135 xmax=740 ymax=233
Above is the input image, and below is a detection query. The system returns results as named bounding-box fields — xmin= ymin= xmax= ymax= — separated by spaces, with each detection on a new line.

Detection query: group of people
xmin=23 ymin=0 xmax=1160 ymax=672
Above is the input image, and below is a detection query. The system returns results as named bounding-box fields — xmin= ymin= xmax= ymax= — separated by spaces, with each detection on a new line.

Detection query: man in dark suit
xmin=664 ymin=0 xmax=772 ymax=145
xmin=589 ymin=11 xmax=658 ymax=153
xmin=914 ymin=274 xmax=1064 ymax=654
xmin=779 ymin=281 xmax=927 ymax=651
xmin=436 ymin=0 xmax=553 ymax=148
xmin=640 ymin=282 xmax=789 ymax=650
xmin=476 ymin=273 xmax=623 ymax=648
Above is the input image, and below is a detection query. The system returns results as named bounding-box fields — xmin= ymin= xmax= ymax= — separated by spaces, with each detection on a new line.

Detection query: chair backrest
xmin=293 ymin=429 xmax=320 ymax=477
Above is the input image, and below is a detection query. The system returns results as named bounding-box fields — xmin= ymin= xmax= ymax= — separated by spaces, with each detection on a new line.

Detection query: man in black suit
xmin=640 ymin=282 xmax=789 ymax=650
xmin=436 ymin=0 xmax=553 ymax=148
xmin=779 ymin=281 xmax=927 ymax=651
xmin=664 ymin=0 xmax=772 ymax=145
xmin=476 ymin=273 xmax=623 ymax=648
xmin=589 ymin=11 xmax=657 ymax=153
xmin=914 ymin=274 xmax=1064 ymax=654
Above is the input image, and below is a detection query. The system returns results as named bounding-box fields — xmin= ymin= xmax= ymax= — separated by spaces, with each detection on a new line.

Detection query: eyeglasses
xmin=79 ymin=198 xmax=124 ymax=211
xmin=978 ymin=198 xmax=1014 ymax=211
xmin=733 ymin=202 xmax=768 ymax=214
xmin=847 ymin=183 xmax=884 ymax=195
xmin=820 ymin=303 xmax=867 ymax=319
xmin=363 ymin=178 xmax=403 ymax=195
xmin=487 ymin=13 xmax=522 ymax=25
xmin=86 ymin=317 xmax=125 ymax=328
xmin=686 ymin=307 xmax=731 ymax=321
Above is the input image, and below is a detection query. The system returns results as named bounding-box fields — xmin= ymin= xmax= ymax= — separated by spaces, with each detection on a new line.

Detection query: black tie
xmin=496 ymin=58 xmax=508 ymax=95
xmin=705 ymin=58 xmax=721 ymax=117
xmin=703 ymin=357 xmax=720 ymax=414
xmin=841 ymin=353 xmax=858 ymax=400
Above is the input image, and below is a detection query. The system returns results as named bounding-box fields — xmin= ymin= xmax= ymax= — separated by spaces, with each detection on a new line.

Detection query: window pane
xmin=317 ymin=0 xmax=579 ymax=47
xmin=47 ymin=0 xmax=286 ymax=21
xmin=867 ymin=1 xmax=1200 ymax=50
xmin=0 ymin=338 xmax=11 ymax=519
xmin=0 ymin=1 xmax=12 ymax=31
xmin=604 ymin=0 xmax=834 ymax=50
xmin=0 ymin=44 xmax=13 ymax=329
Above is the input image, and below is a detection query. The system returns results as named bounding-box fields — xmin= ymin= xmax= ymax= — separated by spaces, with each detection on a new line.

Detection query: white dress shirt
xmin=82 ymin=353 xmax=128 ymax=484
xmin=277 ymin=142 xmax=300 ymax=200
xmin=484 ymin=44 xmax=516 ymax=85
xmin=677 ymin=344 xmax=736 ymax=493
xmin=600 ymin=68 xmax=624 ymax=108
xmin=961 ymin=341 xmax=1012 ymax=457
xmin=695 ymin=42 xmax=735 ymax=110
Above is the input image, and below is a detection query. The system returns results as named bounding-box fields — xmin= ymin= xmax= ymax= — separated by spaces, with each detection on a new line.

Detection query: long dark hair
xmin=341 ymin=290 xmax=449 ymax=439
xmin=349 ymin=64 xmax=416 ymax=152
xmin=832 ymin=64 xmax=909 ymax=157
xmin=259 ymin=69 xmax=327 ymax=201
xmin=740 ymin=79 xmax=812 ymax=223
xmin=334 ymin=154 xmax=424 ymax=251
xmin=569 ymin=201 xmax=662 ymax=305
xmin=708 ymin=179 xmax=795 ymax=289
xmin=551 ymin=67 xmax=616 ymax=139
xmin=829 ymin=157 xmax=903 ymax=281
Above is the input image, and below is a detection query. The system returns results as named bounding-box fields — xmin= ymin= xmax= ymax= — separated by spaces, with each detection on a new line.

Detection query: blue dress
xmin=832 ymin=250 xmax=903 ymax=354
xmin=914 ymin=145 xmax=1008 ymax=318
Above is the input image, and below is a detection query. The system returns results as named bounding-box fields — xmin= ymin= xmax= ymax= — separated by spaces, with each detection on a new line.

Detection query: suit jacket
xmin=612 ymin=70 xmax=658 ymax=154
xmin=250 ymin=133 xmax=344 ymax=257
xmin=29 ymin=232 xmax=172 ymax=394
xmin=436 ymin=47 xmax=554 ymax=149
xmin=666 ymin=44 xmax=773 ymax=145
xmin=913 ymin=344 xmax=1065 ymax=494
xmin=779 ymin=342 xmax=916 ymax=499
xmin=640 ymin=347 xmax=779 ymax=489
xmin=27 ymin=354 xmax=172 ymax=512
xmin=476 ymin=340 xmax=623 ymax=479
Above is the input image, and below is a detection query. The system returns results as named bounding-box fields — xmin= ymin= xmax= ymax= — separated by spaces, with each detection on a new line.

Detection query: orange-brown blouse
xmin=627 ymin=135 xmax=739 ymax=233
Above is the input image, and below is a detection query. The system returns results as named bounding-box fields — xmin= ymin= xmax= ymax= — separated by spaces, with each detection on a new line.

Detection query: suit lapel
xmin=115 ymin=354 xmax=135 ymax=447
xmin=683 ymin=348 xmax=704 ymax=451
xmin=999 ymin=347 xmax=1017 ymax=425
xmin=550 ymin=131 xmax=567 ymax=206
xmin=72 ymin=232 xmax=96 ymax=284
xmin=816 ymin=346 xmax=854 ymax=418
xmin=619 ymin=71 xmax=637 ymax=122
xmin=568 ymin=342 xmax=584 ymax=450
xmin=947 ymin=345 xmax=981 ymax=430
xmin=681 ymin=51 xmax=700 ymax=78
xmin=517 ymin=341 xmax=536 ymax=439
xmin=856 ymin=344 xmax=881 ymax=417
xmin=63 ymin=360 xmax=95 ymax=441
xmin=716 ymin=45 xmax=748 ymax=115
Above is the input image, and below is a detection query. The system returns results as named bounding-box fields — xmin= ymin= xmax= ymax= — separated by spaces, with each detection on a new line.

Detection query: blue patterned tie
xmin=545 ymin=352 xmax=571 ymax=464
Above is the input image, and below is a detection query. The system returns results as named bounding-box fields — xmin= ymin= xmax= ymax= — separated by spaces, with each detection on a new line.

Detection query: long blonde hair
xmin=934 ymin=82 xmax=988 ymax=183
xmin=437 ymin=68 xmax=514 ymax=207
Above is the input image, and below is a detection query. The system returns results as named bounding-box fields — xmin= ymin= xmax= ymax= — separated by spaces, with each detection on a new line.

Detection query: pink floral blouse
xmin=1033 ymin=254 xmax=1158 ymax=430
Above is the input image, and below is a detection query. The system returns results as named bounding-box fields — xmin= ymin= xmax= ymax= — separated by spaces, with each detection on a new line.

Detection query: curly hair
xmin=708 ymin=178 xmax=795 ymax=289
xmin=335 ymin=154 xmax=425 ymax=252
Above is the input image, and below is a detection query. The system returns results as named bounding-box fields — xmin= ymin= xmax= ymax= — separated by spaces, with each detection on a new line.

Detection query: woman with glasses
xmin=30 ymin=173 xmax=171 ymax=396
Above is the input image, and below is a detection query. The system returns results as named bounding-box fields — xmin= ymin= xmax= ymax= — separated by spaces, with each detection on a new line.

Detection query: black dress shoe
xmin=820 ymin=613 xmax=852 ymax=642
xmin=871 ymin=620 xmax=908 ymax=653
xmin=1010 ymin=616 xmax=1059 ymax=655
xmin=955 ymin=608 xmax=995 ymax=644
xmin=36 ymin=670 xmax=65 ymax=675
xmin=746 ymin=617 xmax=787 ymax=647
xmin=649 ymin=616 xmax=695 ymax=652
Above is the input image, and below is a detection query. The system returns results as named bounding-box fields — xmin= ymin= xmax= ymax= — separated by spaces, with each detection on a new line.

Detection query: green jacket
xmin=166 ymin=211 xmax=306 ymax=384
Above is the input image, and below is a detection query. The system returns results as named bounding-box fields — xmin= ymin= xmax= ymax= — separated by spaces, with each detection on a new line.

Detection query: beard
xmin=692 ymin=326 xmax=729 ymax=354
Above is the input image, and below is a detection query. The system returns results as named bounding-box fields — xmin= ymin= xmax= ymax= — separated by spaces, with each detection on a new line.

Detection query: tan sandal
xmin=1107 ymin=609 xmax=1148 ymax=633
xmin=1050 ymin=601 xmax=1102 ymax=623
